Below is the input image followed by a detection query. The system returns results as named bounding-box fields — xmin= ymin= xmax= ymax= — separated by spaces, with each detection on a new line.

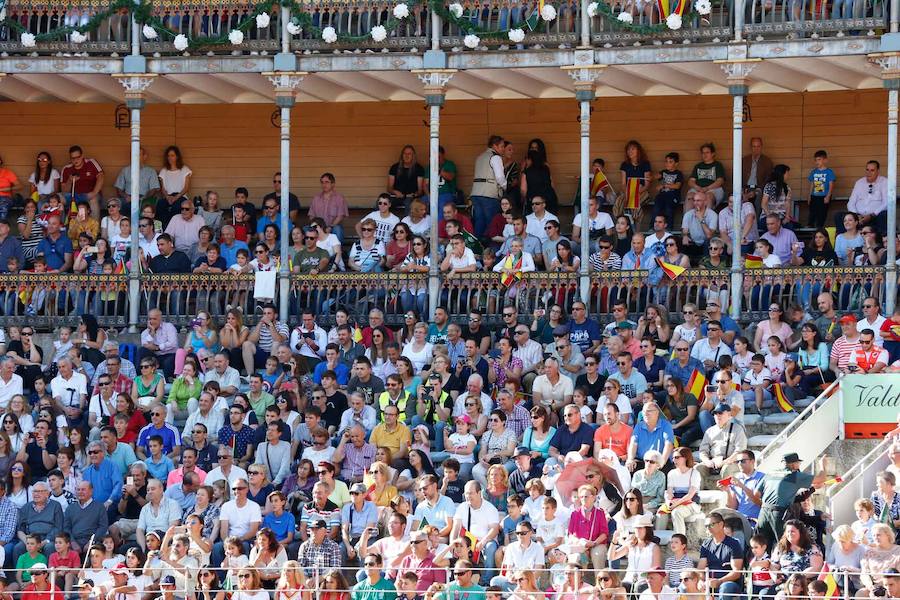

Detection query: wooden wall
xmin=0 ymin=89 xmax=889 ymax=210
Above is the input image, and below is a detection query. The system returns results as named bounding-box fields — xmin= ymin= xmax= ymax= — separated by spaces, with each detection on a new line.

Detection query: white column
xmin=265 ymin=72 xmax=307 ymax=323
xmin=113 ymin=73 xmax=156 ymax=331
xmin=415 ymin=70 xmax=455 ymax=319
xmin=563 ymin=64 xmax=604 ymax=304
xmin=718 ymin=60 xmax=758 ymax=320
xmin=871 ymin=52 xmax=900 ymax=313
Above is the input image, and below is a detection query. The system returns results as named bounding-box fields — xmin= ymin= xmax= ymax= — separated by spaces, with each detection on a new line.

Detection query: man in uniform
xmin=755 ymin=452 xmax=825 ymax=548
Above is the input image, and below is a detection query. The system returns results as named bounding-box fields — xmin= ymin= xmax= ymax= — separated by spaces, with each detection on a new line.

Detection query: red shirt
xmin=22 ymin=584 xmax=64 ymax=600
xmin=93 ymin=373 xmax=133 ymax=397
xmin=49 ymin=550 xmax=80 ymax=569
xmin=60 ymin=159 xmax=103 ymax=195
xmin=115 ymin=410 xmax=147 ymax=444
xmin=438 ymin=213 xmax=474 ymax=239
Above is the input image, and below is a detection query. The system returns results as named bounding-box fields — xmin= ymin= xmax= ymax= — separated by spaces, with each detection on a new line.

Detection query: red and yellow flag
xmin=773 ymin=382 xmax=793 ymax=413
xmin=818 ymin=565 xmax=839 ymax=598
xmin=590 ymin=169 xmax=610 ymax=197
xmin=625 ymin=178 xmax=641 ymax=210
xmin=656 ymin=0 xmax=688 ymax=18
xmin=686 ymin=369 xmax=706 ymax=404
xmin=114 ymin=257 xmax=127 ymax=275
xmin=744 ymin=254 xmax=763 ymax=269
xmin=459 ymin=527 xmax=480 ymax=563
xmin=823 ymin=476 xmax=844 ymax=486
xmin=500 ymin=253 xmax=524 ymax=289
xmin=655 ymin=257 xmax=687 ymax=280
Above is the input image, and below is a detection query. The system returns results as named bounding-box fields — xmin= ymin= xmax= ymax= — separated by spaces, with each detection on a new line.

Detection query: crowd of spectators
xmin=0 ymin=137 xmax=894 ymax=600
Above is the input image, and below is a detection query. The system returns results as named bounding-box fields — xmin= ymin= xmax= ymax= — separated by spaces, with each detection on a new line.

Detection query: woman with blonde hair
xmin=827 ymin=524 xmax=864 ymax=593
xmin=368 ymin=461 xmax=399 ymax=508
xmin=595 ymin=569 xmax=626 ymax=600
xmin=858 ymin=523 xmax=900 ymax=596
xmin=508 ymin=570 xmax=542 ymax=600
xmin=232 ymin=569 xmax=268 ymax=600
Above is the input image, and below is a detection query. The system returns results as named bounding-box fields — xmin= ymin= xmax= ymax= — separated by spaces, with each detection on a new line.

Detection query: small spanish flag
xmin=17 ymin=285 xmax=30 ymax=307
xmin=818 ymin=564 xmax=839 ymax=598
xmin=745 ymin=254 xmax=763 ymax=269
xmin=655 ymin=257 xmax=687 ymax=280
xmin=625 ymin=178 xmax=641 ymax=210
xmin=114 ymin=257 xmax=127 ymax=275
xmin=686 ymin=369 xmax=706 ymax=404
xmin=823 ymin=476 xmax=844 ymax=486
xmin=590 ymin=169 xmax=610 ymax=197
xmin=353 ymin=326 xmax=363 ymax=343
xmin=67 ymin=196 xmax=78 ymax=225
xmin=773 ymin=382 xmax=794 ymax=413
xmin=459 ymin=527 xmax=480 ymax=563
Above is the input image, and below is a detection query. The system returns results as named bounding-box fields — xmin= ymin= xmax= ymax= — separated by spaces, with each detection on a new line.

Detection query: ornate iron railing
xmin=0 ymin=0 xmax=885 ymax=54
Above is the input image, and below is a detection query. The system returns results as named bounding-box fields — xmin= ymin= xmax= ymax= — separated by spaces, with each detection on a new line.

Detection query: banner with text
xmin=842 ymin=374 xmax=900 ymax=438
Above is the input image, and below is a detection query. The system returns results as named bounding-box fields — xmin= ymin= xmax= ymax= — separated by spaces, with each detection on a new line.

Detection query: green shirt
xmin=352 ymin=577 xmax=396 ymax=600
xmin=293 ymin=247 xmax=329 ymax=273
xmin=439 ymin=582 xmax=485 ymax=600
xmin=426 ymin=160 xmax=458 ymax=195
xmin=760 ymin=468 xmax=814 ymax=509
xmin=248 ymin=391 xmax=275 ymax=422
xmin=16 ymin=552 xmax=47 ymax=582
xmin=691 ymin=160 xmax=726 ymax=188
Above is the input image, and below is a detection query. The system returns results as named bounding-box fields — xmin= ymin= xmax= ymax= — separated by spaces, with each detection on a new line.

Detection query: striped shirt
xmin=664 ymin=554 xmax=695 ymax=588
xmin=830 ymin=335 xmax=862 ymax=371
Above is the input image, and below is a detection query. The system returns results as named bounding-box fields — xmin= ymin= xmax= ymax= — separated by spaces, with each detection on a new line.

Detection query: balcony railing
xmin=0 ymin=0 xmax=887 ymax=55
xmin=0 ymin=266 xmax=885 ymax=331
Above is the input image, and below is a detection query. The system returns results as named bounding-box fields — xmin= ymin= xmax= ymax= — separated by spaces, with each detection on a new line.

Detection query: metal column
xmin=730 ymin=90 xmax=744 ymax=319
xmin=886 ymin=86 xmax=898 ymax=313
xmin=427 ymin=98 xmax=441 ymax=320
xmin=128 ymin=102 xmax=142 ymax=329
xmin=578 ymin=93 xmax=592 ymax=304
xmin=278 ymin=97 xmax=293 ymax=323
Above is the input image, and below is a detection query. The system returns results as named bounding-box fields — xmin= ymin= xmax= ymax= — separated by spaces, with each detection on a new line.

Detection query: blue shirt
xmin=631 ymin=418 xmax=675 ymax=462
xmin=731 ymin=470 xmax=765 ymax=521
xmin=146 ymin=454 xmax=175 ymax=482
xmin=621 ymin=247 xmax=655 ymax=270
xmin=807 ymin=167 xmax=836 ymax=197
xmin=340 ymin=501 xmax=379 ymax=538
xmin=412 ymin=494 xmax=456 ymax=530
xmin=220 ymin=240 xmax=249 ymax=268
xmin=263 ymin=511 xmax=297 ymax=542
xmin=313 ymin=361 xmax=350 ymax=386
xmin=256 ymin=215 xmax=294 ymax=237
xmin=665 ymin=357 xmax=705 ymax=387
xmin=36 ymin=234 xmax=73 ymax=271
xmin=106 ymin=442 xmax=137 ymax=477
xmin=700 ymin=315 xmax=742 ymax=344
xmin=549 ymin=422 xmax=594 ymax=456
xmin=700 ymin=534 xmax=743 ymax=579
xmin=164 ymin=483 xmax=197 ymax=514
xmin=82 ymin=459 xmax=123 ymax=503
xmin=568 ymin=318 xmax=602 ymax=354
xmin=137 ymin=422 xmax=181 ymax=456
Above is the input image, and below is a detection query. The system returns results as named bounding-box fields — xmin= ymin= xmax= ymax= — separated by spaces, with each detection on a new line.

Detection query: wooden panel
xmin=0 ymin=89 xmax=892 ymax=212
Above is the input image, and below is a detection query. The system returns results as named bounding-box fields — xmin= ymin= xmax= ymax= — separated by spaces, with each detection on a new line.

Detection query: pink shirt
xmin=308 ymin=192 xmax=349 ymax=225
xmin=397 ymin=552 xmax=446 ymax=593
xmin=568 ymin=506 xmax=608 ymax=541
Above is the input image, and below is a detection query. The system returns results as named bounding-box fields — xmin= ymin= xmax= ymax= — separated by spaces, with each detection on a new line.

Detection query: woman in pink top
xmin=567 ymin=483 xmax=609 ymax=571
xmin=385 ymin=222 xmax=413 ymax=270
xmin=307 ymin=172 xmax=349 ymax=242
xmin=753 ymin=302 xmax=794 ymax=351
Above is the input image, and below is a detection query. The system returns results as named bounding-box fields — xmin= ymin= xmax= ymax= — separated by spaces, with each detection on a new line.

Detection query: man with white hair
xmin=0 ymin=357 xmax=22 ymax=411
xmin=12 ymin=480 xmax=62 ymax=563
xmin=135 ymin=479 xmax=182 ymax=552
xmin=452 ymin=374 xmax=492 ymax=417
xmin=51 ymin=357 xmax=88 ymax=427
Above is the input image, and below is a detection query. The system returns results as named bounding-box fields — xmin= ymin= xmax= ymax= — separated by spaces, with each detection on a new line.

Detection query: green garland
xmin=0 ymin=0 xmax=707 ymax=48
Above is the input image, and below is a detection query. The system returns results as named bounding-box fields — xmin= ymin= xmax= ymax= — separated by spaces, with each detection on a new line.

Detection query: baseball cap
xmin=785 ymin=353 xmax=798 ymax=363
xmin=712 ymin=403 xmax=731 ymax=414
xmin=513 ymin=446 xmax=531 ymax=458
xmin=310 ymin=519 xmax=328 ymax=529
xmin=161 ymin=575 xmax=177 ymax=587
xmin=839 ymin=314 xmax=857 ymax=324
xmin=455 ymin=414 xmax=472 ymax=425
xmin=616 ymin=321 xmax=634 ymax=330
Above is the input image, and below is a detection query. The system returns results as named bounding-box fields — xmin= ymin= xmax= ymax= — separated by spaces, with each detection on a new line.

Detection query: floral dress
xmin=773 ymin=544 xmax=822 ymax=575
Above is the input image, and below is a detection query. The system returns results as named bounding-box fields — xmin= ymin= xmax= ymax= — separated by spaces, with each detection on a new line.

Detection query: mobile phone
xmin=127 ymin=476 xmax=134 ymax=486
xmin=705 ymin=384 xmax=717 ymax=394
xmin=488 ymin=349 xmax=502 ymax=359
xmin=85 ymin=246 xmax=98 ymax=254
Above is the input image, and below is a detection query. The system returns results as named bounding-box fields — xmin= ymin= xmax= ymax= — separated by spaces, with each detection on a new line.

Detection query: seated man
xmin=138 ymin=309 xmax=178 ymax=378
xmin=696 ymin=404 xmax=748 ymax=481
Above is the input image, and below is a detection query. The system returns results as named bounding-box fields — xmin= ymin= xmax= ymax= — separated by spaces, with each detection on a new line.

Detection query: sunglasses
xmin=361 ymin=227 xmax=375 ymax=232
xmin=238 ymin=574 xmax=251 ymax=579
xmin=231 ymin=486 xmax=247 ymax=491
xmin=88 ymin=450 xmax=101 ymax=455
xmin=364 ymin=562 xmax=379 ymax=567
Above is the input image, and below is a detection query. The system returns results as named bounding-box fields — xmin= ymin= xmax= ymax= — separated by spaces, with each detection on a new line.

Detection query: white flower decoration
xmin=587 ymin=2 xmax=599 ymax=16
xmin=616 ymin=10 xmax=633 ymax=22
xmin=449 ymin=2 xmax=464 ymax=17
xmin=20 ymin=32 xmax=36 ymax=47
xmin=256 ymin=13 xmax=270 ymax=28
xmin=694 ymin=0 xmax=712 ymax=13
xmin=322 ymin=26 xmax=338 ymax=43
xmin=463 ymin=33 xmax=480 ymax=48
xmin=507 ymin=28 xmax=525 ymax=42
xmin=665 ymin=12 xmax=682 ymax=28
xmin=540 ymin=4 xmax=557 ymax=20
xmin=70 ymin=30 xmax=87 ymax=43
xmin=141 ymin=24 xmax=157 ymax=39
xmin=393 ymin=3 xmax=410 ymax=18
xmin=371 ymin=25 xmax=387 ymax=41
xmin=173 ymin=33 xmax=189 ymax=50
xmin=286 ymin=21 xmax=302 ymax=35
xmin=228 ymin=29 xmax=244 ymax=45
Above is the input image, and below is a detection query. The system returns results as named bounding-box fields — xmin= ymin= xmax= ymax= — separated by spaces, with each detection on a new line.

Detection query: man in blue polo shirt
xmin=136 ymin=405 xmax=182 ymax=460
xmin=81 ymin=440 xmax=123 ymax=508
xmin=219 ymin=224 xmax=249 ymax=268
xmin=36 ymin=214 xmax=73 ymax=272
xmin=411 ymin=473 xmax=456 ymax=538
xmin=698 ymin=512 xmax=744 ymax=600
xmin=568 ymin=301 xmax=602 ymax=356
xmin=626 ymin=401 xmax=675 ymax=473
xmin=546 ymin=405 xmax=593 ymax=470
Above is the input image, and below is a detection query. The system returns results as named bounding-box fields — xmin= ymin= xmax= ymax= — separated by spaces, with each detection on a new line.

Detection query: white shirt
xmin=596 ymin=393 xmax=633 ymax=423
xmin=526 ymin=211 xmax=559 ymax=242
xmin=857 ymin=315 xmax=887 ymax=345
xmin=51 ymin=371 xmax=88 ymax=407
xmin=639 ymin=585 xmax=677 ymax=600
xmin=220 ymin=498 xmax=262 ymax=538
xmin=205 ymin=465 xmax=248 ymax=487
xmin=848 ymin=175 xmax=889 ymax=217
xmin=290 ymin=326 xmax=328 ymax=360
xmin=532 ymin=374 xmax=574 ymax=409
xmin=0 ymin=373 xmax=23 ymax=411
xmin=401 ymin=215 xmax=431 ymax=237
xmin=501 ymin=540 xmax=545 ymax=571
xmin=645 ymin=231 xmax=673 ymax=254
xmin=338 ymin=405 xmax=378 ymax=434
xmin=691 ymin=338 xmax=733 ymax=365
xmin=490 ymin=154 xmax=508 ymax=189
xmin=453 ymin=500 xmax=500 ymax=540
xmin=573 ymin=211 xmax=614 ymax=235
xmin=363 ymin=211 xmax=401 ymax=245
xmin=158 ymin=166 xmax=193 ymax=196
xmin=203 ymin=367 xmax=241 ymax=395
xmin=448 ymin=247 xmax=477 ymax=270
xmin=140 ymin=233 xmax=161 ymax=259
xmin=29 ymin=170 xmax=60 ymax=196
xmin=88 ymin=391 xmax=119 ymax=422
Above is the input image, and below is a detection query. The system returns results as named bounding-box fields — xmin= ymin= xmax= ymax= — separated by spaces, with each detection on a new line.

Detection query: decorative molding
xmin=561 ymin=63 xmax=607 ymax=91
xmin=869 ymin=52 xmax=900 ymax=79
xmin=111 ymin=73 xmax=157 ymax=97
xmin=412 ymin=68 xmax=456 ymax=93
xmin=715 ymin=58 xmax=761 ymax=83
xmin=263 ymin=70 xmax=307 ymax=92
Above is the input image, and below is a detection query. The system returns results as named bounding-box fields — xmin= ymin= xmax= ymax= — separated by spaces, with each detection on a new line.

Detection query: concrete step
xmin=748 ymin=434 xmax=777 ymax=449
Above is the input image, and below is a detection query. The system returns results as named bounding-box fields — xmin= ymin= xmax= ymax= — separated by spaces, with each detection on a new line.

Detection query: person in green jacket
xmin=166 ymin=360 xmax=202 ymax=424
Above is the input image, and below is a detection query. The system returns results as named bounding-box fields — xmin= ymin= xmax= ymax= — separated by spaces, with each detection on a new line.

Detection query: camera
xmin=423 ymin=385 xmax=434 ymax=395
xmin=873 ymin=587 xmax=888 ymax=598
xmin=190 ymin=318 xmax=202 ymax=328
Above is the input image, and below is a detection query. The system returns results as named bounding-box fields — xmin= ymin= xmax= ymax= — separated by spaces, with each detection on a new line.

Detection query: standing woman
xmin=618 ymin=140 xmax=652 ymax=225
xmin=29 ymin=151 xmax=60 ymax=201
xmin=520 ymin=149 xmax=557 ymax=212
xmin=158 ymin=145 xmax=192 ymax=204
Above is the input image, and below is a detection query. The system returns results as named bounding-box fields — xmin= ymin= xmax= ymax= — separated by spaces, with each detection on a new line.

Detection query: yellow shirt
xmin=369 ymin=422 xmax=411 ymax=458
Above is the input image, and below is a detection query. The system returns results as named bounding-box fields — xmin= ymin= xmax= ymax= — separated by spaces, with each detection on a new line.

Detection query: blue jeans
xmin=0 ymin=197 xmax=11 ymax=221
xmin=330 ymin=223 xmax=345 ymax=244
xmin=480 ymin=538 xmax=500 ymax=582
xmin=698 ymin=409 xmax=714 ymax=433
xmin=470 ymin=195 xmax=499 ymax=238
xmin=716 ymin=580 xmax=742 ymax=600
xmin=400 ymin=289 xmax=427 ymax=316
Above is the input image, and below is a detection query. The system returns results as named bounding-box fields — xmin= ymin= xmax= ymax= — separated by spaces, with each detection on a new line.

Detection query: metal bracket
xmin=111 ymin=73 xmax=157 ymax=108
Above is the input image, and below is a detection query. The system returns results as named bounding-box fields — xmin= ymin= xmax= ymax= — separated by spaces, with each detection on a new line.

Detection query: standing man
xmin=755 ymin=452 xmax=824 ymax=548
xmin=308 ymin=173 xmax=348 ymax=242
xmin=469 ymin=135 xmax=508 ymax=238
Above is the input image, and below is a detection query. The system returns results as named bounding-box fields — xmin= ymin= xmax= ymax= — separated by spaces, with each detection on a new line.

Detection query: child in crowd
xmin=749 ymin=533 xmax=778 ymax=599
xmin=546 ymin=549 xmax=569 ymax=593
xmin=573 ymin=387 xmax=593 ymax=424
xmin=37 ymin=194 xmax=65 ymax=232
xmin=52 ymin=326 xmax=73 ymax=364
xmin=261 ymin=356 xmax=283 ymax=394
xmin=24 ymin=256 xmax=48 ymax=316
xmin=145 ymin=435 xmax=174 ymax=482
xmin=49 ymin=533 xmax=80 ymax=593
xmin=523 ymin=478 xmax=546 ymax=520
xmin=535 ymin=496 xmax=566 ymax=554
xmin=443 ymin=416 xmax=475 ymax=482
xmin=500 ymin=495 xmax=525 ymax=546
xmin=742 ymin=353 xmax=773 ymax=413
xmin=101 ymin=534 xmax=124 ymax=569
xmin=13 ymin=534 xmax=46 ymax=591
xmin=439 ymin=458 xmax=464 ymax=504
xmin=851 ymin=498 xmax=878 ymax=545
xmin=764 ymin=336 xmax=788 ymax=382
xmin=222 ymin=536 xmax=250 ymax=591
xmin=141 ymin=204 xmax=162 ymax=233
xmin=664 ymin=533 xmax=695 ymax=589
xmin=654 ymin=152 xmax=683 ymax=227
xmin=807 ymin=149 xmax=835 ymax=229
